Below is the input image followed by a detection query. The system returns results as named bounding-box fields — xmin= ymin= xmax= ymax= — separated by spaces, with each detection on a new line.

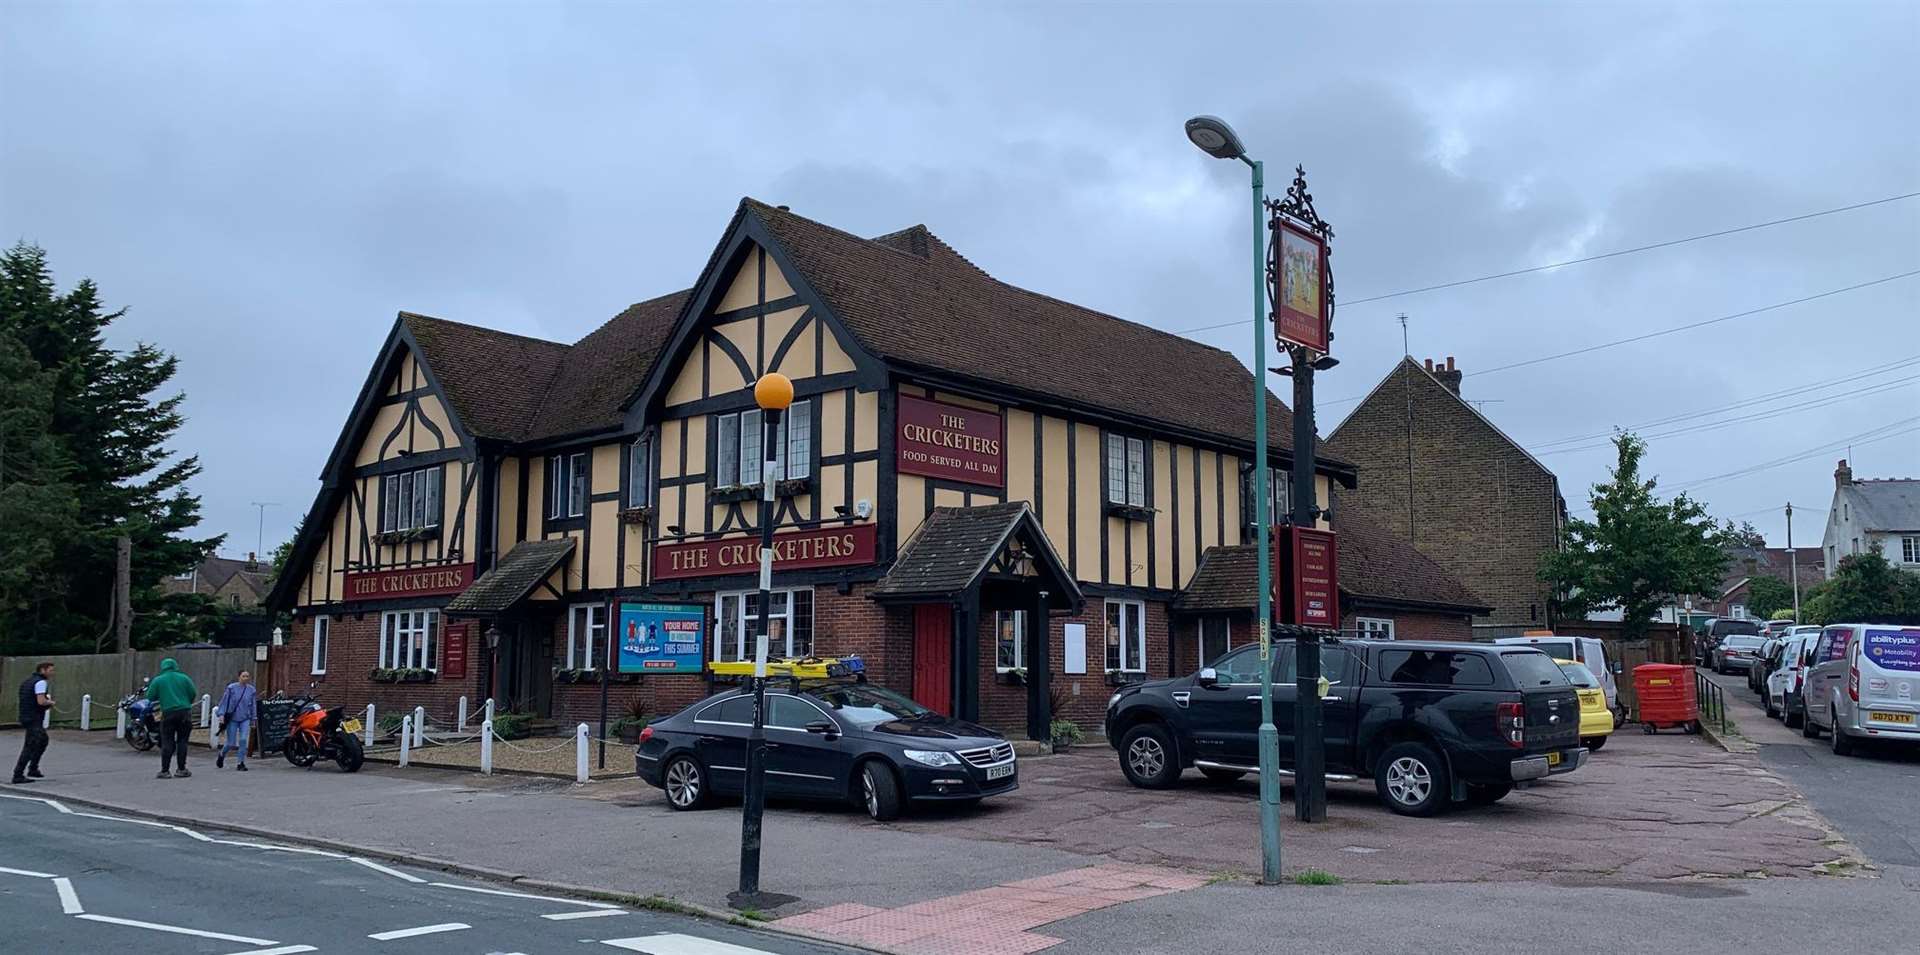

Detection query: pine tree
xmin=0 ymin=329 xmax=83 ymax=648
xmin=0 ymin=243 xmax=222 ymax=652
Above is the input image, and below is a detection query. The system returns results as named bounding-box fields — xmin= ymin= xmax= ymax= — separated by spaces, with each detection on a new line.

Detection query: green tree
xmin=1800 ymin=552 xmax=1920 ymax=626
xmin=0 ymin=243 xmax=220 ymax=653
xmin=0 ymin=330 xmax=84 ymax=644
xmin=1540 ymin=433 xmax=1729 ymax=636
xmin=1721 ymin=520 xmax=1768 ymax=548
xmin=1745 ymin=576 xmax=1796 ymax=620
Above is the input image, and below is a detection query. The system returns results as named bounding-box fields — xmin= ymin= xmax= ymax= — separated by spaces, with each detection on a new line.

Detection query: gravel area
xmin=365 ymin=734 xmax=631 ymax=779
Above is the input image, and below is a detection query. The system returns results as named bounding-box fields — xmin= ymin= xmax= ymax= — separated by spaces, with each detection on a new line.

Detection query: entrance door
xmin=913 ymin=604 xmax=953 ymax=714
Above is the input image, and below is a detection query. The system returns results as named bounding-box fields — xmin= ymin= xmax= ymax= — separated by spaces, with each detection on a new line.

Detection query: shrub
xmin=489 ymin=712 xmax=533 ymax=740
xmin=1049 ymin=718 xmax=1082 ymax=749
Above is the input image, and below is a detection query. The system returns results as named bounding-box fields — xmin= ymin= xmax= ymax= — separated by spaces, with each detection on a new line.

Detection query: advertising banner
xmin=1864 ymin=628 xmax=1920 ymax=674
xmin=618 ymin=603 xmax=706 ymax=674
xmin=897 ymin=394 xmax=1004 ymax=487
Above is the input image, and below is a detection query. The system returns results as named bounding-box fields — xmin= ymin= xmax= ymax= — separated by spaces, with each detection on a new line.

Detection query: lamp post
xmin=731 ymin=371 xmax=793 ymax=910
xmin=1185 ymin=114 xmax=1283 ymax=885
xmin=1786 ymin=502 xmax=1800 ymax=621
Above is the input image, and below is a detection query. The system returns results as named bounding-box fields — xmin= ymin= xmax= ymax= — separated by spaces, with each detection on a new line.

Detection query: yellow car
xmin=1555 ymin=658 xmax=1613 ymax=752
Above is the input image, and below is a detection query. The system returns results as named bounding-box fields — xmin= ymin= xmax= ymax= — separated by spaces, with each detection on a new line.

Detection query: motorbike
xmin=282 ymin=687 xmax=365 ymax=772
xmin=117 ymin=681 xmax=160 ymax=752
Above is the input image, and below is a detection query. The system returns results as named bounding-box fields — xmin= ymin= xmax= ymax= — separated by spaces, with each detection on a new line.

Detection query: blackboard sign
xmin=257 ymin=699 xmax=300 ymax=755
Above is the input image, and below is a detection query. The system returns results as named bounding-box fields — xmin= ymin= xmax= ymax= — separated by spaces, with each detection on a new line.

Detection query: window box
xmin=554 ymin=667 xmax=599 ymax=685
xmin=398 ymin=668 xmax=435 ymax=684
xmin=999 ymin=667 xmax=1028 ymax=686
xmin=611 ymin=671 xmax=639 ymax=685
xmin=619 ymin=505 xmax=654 ymax=526
xmin=1106 ymin=669 xmax=1145 ymax=687
xmin=709 ymin=477 xmax=815 ymax=504
xmin=1102 ymin=502 xmax=1156 ymax=522
xmin=369 ymin=667 xmax=400 ymax=684
xmin=374 ymin=525 xmax=441 ymax=546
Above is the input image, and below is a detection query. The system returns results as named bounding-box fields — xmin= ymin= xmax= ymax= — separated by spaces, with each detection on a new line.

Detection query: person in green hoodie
xmin=144 ymin=659 xmax=198 ymax=779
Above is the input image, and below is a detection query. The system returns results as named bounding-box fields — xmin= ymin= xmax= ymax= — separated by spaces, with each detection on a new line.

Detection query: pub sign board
xmin=652 ymin=524 xmax=879 ymax=581
xmin=618 ymin=603 xmax=706 ymax=674
xmin=1273 ymin=526 xmax=1339 ymax=628
xmin=442 ymin=622 xmax=470 ymax=679
xmin=1273 ymin=219 xmax=1331 ymax=354
xmin=897 ymin=394 xmax=1004 ymax=488
xmin=342 ymin=563 xmax=474 ymax=602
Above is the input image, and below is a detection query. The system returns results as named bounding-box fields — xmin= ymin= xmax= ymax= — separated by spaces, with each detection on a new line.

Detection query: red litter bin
xmin=1634 ymin=663 xmax=1700 ymax=734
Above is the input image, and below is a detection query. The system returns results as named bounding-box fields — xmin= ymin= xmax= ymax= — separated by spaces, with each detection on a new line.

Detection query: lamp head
xmin=754 ymin=372 xmax=794 ymax=412
xmin=1185 ymin=115 xmax=1247 ymax=161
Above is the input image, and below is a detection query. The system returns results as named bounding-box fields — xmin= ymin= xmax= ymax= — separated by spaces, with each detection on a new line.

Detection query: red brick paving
xmin=776 ymin=863 xmax=1209 ymax=954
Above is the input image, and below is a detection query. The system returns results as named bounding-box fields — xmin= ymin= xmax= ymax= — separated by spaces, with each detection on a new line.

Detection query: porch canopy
xmin=445 ymin=538 xmax=577 ymax=617
xmin=873 ymin=502 xmax=1081 ymax=737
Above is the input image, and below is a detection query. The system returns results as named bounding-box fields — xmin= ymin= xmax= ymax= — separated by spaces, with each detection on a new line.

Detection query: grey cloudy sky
xmin=4 ymin=1 xmax=1916 ymax=560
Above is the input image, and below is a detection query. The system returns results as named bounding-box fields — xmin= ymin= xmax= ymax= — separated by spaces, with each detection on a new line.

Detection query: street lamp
xmin=1186 ymin=113 xmax=1283 ymax=885
xmin=731 ymin=371 xmax=793 ymax=910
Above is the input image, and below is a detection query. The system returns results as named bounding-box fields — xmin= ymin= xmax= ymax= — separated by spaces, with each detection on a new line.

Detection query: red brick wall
xmin=275 ymin=611 xmax=487 ymax=728
xmin=974 ymin=597 xmax=1175 ymax=738
xmin=1341 ymin=607 xmax=1474 ymax=642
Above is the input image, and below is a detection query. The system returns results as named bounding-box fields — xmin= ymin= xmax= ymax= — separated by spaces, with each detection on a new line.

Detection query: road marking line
xmin=0 ymin=865 xmax=57 ymax=878
xmin=541 ymin=908 xmax=627 ymax=920
xmin=73 ymin=811 xmax=173 ymax=828
xmin=53 ymin=876 xmax=82 ymax=914
xmin=173 ymin=825 xmax=214 ymax=842
xmin=0 ymin=793 xmax=73 ymax=813
xmin=350 ymin=856 xmax=427 ymax=883
xmin=425 ymin=880 xmax=620 ymax=908
xmin=601 ymin=934 xmax=781 ymax=954
xmin=368 ymin=922 xmax=470 ymax=941
xmin=220 ymin=946 xmax=318 ymax=955
xmin=75 ymin=913 xmax=276 ymax=945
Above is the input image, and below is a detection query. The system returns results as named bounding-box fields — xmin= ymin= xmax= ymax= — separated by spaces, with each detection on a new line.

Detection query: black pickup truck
xmin=1104 ymin=638 xmax=1588 ymax=816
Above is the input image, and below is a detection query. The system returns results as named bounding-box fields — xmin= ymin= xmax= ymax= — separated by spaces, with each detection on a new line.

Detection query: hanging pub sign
xmin=1272 ymin=525 xmax=1339 ymax=629
xmin=896 ymin=395 xmax=1004 ymax=488
xmin=618 ymin=603 xmax=705 ymax=674
xmin=652 ymin=523 xmax=878 ymax=580
xmin=1272 ymin=218 xmax=1330 ymax=354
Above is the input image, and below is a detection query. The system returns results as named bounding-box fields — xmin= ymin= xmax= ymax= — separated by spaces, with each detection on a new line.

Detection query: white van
xmin=1494 ymin=634 xmax=1622 ymax=725
xmin=1764 ymin=627 xmax=1821 ymax=728
xmin=1802 ymin=623 xmax=1920 ymax=755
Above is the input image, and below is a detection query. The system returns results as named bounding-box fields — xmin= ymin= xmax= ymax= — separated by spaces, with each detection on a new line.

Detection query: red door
xmin=913 ymin=604 xmax=953 ymax=715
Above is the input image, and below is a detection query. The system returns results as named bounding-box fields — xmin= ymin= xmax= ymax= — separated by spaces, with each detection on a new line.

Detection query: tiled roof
xmin=1174 ymin=512 xmax=1490 ymax=614
xmin=161 ymin=555 xmax=270 ymax=605
xmin=1717 ymin=545 xmax=1826 ymax=597
xmin=1846 ymin=478 xmax=1920 ymax=532
xmin=444 ymin=538 xmax=576 ymax=615
xmin=873 ymin=502 xmax=1082 ymax=609
xmin=527 ymin=291 xmax=688 ymax=440
xmin=749 ymin=201 xmax=1304 ymax=452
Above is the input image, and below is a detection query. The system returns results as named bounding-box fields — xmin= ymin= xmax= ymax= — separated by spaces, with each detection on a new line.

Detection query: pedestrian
xmin=216 ymin=669 xmax=257 ymax=771
xmin=144 ymin=658 xmax=198 ymax=779
xmin=11 ymin=662 xmax=55 ymax=784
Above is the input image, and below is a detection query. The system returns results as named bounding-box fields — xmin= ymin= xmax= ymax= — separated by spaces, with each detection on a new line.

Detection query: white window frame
xmin=715 ymin=400 xmax=812 ymax=488
xmin=379 ymin=609 xmax=439 ymax=671
xmin=1197 ymin=617 xmax=1232 ymax=667
xmin=628 ymin=436 xmax=652 ymax=507
xmin=567 ymin=603 xmax=609 ymax=670
xmin=1354 ymin=616 xmax=1395 ymax=639
xmin=1903 ymin=535 xmax=1920 ymax=564
xmin=1105 ymin=434 xmax=1147 ymax=507
xmin=380 ymin=466 xmax=443 ymax=534
xmin=714 ymin=587 xmax=814 ymax=662
xmin=311 ymin=616 xmax=330 ymax=675
xmin=1105 ymin=599 xmax=1147 ymax=672
xmin=995 ymin=610 xmax=1026 ymax=672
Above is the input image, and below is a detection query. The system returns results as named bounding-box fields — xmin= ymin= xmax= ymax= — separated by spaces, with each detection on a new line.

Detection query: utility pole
xmin=1786 ymin=502 xmax=1800 ymax=621
xmin=250 ymin=502 xmax=280 ymax=560
xmin=114 ymin=535 xmax=132 ymax=652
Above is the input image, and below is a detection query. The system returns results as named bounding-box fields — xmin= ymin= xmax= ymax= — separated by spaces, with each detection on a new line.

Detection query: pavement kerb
xmin=19 ymin=787 xmax=906 ymax=955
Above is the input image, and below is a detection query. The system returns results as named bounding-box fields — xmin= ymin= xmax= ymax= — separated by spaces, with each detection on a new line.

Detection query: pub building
xmin=265 ymin=199 xmax=1489 ymax=739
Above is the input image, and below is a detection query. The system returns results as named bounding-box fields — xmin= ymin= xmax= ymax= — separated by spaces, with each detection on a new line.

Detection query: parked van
xmin=1495 ymin=634 xmax=1623 ymax=725
xmin=1764 ymin=627 xmax=1821 ymax=728
xmin=1801 ymin=623 xmax=1920 ymax=755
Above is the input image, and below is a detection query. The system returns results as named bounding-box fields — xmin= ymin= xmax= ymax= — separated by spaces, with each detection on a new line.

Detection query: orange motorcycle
xmin=283 ymin=687 xmax=365 ymax=772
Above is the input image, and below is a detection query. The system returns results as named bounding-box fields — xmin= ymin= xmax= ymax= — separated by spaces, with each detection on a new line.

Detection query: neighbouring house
xmin=1324 ymin=356 xmax=1566 ymax=636
xmin=1169 ymin=509 xmax=1491 ymax=673
xmin=1696 ymin=545 xmax=1826 ymax=620
xmin=265 ymin=198 xmax=1365 ymax=739
xmin=162 ymin=554 xmax=274 ymax=647
xmin=1822 ymin=459 xmax=1920 ymax=575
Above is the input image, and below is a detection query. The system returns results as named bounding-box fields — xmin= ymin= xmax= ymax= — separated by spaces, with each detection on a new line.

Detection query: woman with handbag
xmin=216 ymin=670 xmax=258 ymax=771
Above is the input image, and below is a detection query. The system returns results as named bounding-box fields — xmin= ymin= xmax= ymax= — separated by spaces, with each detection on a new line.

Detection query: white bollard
xmin=576 ymin=722 xmax=589 ymax=784
xmin=483 ymin=697 xmax=495 ymax=726
xmin=457 ymin=696 xmax=468 ymax=731
xmin=364 ymin=703 xmax=376 ymax=747
xmin=115 ymin=704 xmax=127 ymax=739
xmin=199 ymin=694 xmax=211 ymax=727
xmin=479 ymin=720 xmax=493 ymax=775
xmin=413 ymin=705 xmax=426 ymax=748
xmin=81 ymin=695 xmax=91 ymax=731
xmin=398 ymin=716 xmax=412 ymax=767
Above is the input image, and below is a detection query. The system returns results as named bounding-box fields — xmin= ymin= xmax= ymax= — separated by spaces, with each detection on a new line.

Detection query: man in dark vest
xmin=13 ymin=662 xmax=55 ymax=784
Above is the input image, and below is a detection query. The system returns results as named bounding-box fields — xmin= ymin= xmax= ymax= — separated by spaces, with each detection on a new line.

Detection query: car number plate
xmin=986 ymin=762 xmax=1014 ymax=781
xmin=1869 ymin=711 xmax=1914 ymax=725
xmin=1546 ymin=751 xmax=1563 ymax=767
xmin=342 ymin=718 xmax=363 ymax=733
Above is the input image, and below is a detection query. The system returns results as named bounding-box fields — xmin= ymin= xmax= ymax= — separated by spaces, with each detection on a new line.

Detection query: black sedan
xmin=635 ymin=680 xmax=1017 ymax=820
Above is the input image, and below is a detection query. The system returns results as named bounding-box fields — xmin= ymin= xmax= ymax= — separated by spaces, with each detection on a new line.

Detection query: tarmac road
xmin=0 ymin=790 xmax=861 ymax=955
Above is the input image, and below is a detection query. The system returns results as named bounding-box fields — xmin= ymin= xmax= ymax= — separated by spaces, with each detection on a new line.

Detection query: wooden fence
xmin=1 ymin=648 xmax=258 ymax=728
xmin=1549 ymin=621 xmax=1690 ymax=719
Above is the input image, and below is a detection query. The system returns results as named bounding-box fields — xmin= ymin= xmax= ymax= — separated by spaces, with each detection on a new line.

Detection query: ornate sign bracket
xmin=1265 ymin=166 xmax=1337 ymax=352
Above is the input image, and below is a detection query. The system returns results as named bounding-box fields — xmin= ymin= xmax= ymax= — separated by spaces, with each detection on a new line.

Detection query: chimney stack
xmin=1423 ymin=358 xmax=1433 ymax=371
xmin=1432 ymin=356 xmax=1463 ymax=396
xmin=1835 ymin=458 xmax=1853 ymax=486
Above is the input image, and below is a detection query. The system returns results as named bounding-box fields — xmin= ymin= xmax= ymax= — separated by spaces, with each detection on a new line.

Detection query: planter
xmin=998 ymin=669 xmax=1027 ymax=686
xmin=374 ymin=526 xmax=441 ymax=546
xmin=1105 ymin=670 xmax=1144 ymax=687
xmin=616 ymin=723 xmax=643 ymax=743
xmin=613 ymin=672 xmax=640 ymax=685
xmin=399 ymin=669 xmax=434 ymax=684
xmin=369 ymin=668 xmax=399 ymax=684
xmin=619 ymin=506 xmax=654 ymax=527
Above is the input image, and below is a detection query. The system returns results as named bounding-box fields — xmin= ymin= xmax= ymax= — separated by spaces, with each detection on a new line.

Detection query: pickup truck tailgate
xmin=1522 ymin=686 xmax=1582 ymax=752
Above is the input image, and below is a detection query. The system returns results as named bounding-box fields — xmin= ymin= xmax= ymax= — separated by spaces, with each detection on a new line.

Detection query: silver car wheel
xmin=862 ymin=769 xmax=879 ymax=817
xmin=666 ymin=759 xmax=701 ymax=808
xmin=1385 ymin=756 xmax=1432 ymax=806
xmin=1127 ymin=736 xmax=1166 ymax=779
